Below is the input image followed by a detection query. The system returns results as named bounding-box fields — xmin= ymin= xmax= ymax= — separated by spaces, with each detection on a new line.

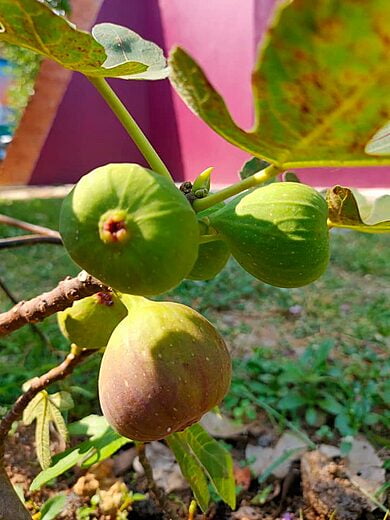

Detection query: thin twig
xmin=0 ymin=347 xmax=94 ymax=449
xmin=136 ymin=443 xmax=178 ymax=520
xmin=0 ymin=234 xmax=62 ymax=249
xmin=0 ymin=278 xmax=17 ymax=304
xmin=0 ymin=271 xmax=108 ymax=337
xmin=0 ymin=277 xmax=52 ymax=349
xmin=0 ymin=214 xmax=60 ymax=238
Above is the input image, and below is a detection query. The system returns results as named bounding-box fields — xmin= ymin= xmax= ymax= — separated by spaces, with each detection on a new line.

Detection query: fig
xmin=187 ymin=240 xmax=230 ymax=280
xmin=98 ymin=296 xmax=231 ymax=441
xmin=187 ymin=204 xmax=230 ymax=280
xmin=209 ymin=182 xmax=329 ymax=288
xmin=59 ymin=164 xmax=199 ymax=296
xmin=57 ymin=292 xmax=127 ymax=349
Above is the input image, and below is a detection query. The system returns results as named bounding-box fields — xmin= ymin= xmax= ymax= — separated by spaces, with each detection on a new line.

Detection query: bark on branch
xmin=0 ymin=272 xmax=108 ymax=337
xmin=0 ymin=347 xmax=94 ymax=447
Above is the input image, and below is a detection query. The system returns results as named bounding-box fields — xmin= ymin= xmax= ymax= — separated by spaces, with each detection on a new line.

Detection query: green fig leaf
xmin=0 ymin=0 xmax=168 ymax=78
xmin=327 ymin=186 xmax=390 ymax=233
xmin=180 ymin=423 xmax=236 ymax=509
xmin=169 ymin=0 xmax=390 ymax=169
xmin=167 ymin=434 xmax=210 ymax=513
xmin=40 ymin=494 xmax=67 ymax=520
xmin=30 ymin=425 xmax=129 ymax=491
xmin=23 ymin=390 xmax=70 ymax=470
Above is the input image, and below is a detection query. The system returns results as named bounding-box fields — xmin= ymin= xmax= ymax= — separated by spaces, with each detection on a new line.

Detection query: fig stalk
xmin=87 ymin=76 xmax=173 ymax=182
xmin=192 ymin=163 xmax=282 ymax=212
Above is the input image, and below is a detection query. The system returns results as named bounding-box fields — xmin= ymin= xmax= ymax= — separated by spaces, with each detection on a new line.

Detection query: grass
xmin=0 ymin=196 xmax=389 ymax=444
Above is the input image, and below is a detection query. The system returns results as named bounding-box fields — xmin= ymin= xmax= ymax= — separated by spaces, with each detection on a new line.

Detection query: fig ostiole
xmin=98 ymin=296 xmax=232 ymax=441
xmin=59 ymin=163 xmax=199 ymax=296
xmin=209 ymin=182 xmax=330 ymax=288
xmin=57 ymin=292 xmax=128 ymax=350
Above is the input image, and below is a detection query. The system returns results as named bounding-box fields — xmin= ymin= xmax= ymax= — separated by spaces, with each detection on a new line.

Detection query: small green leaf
xmin=30 ymin=427 xmax=129 ymax=491
xmin=167 ymin=434 xmax=210 ymax=512
xmin=319 ymin=395 xmax=345 ymax=416
xmin=305 ymin=407 xmax=318 ymax=426
xmin=335 ymin=414 xmax=354 ymax=436
xmin=40 ymin=494 xmax=67 ymax=520
xmin=169 ymin=0 xmax=390 ymax=169
xmin=238 ymin=157 xmax=270 ymax=180
xmin=180 ymin=423 xmax=236 ymax=509
xmin=327 ymin=186 xmax=390 ymax=233
xmin=278 ymin=393 xmax=307 ymax=410
xmin=0 ymin=0 xmax=168 ymax=79
xmin=67 ymin=414 xmax=110 ymax=438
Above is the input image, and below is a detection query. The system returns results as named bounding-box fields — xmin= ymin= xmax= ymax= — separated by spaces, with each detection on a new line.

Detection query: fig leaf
xmin=169 ymin=0 xmax=390 ymax=169
xmin=0 ymin=0 xmax=168 ymax=79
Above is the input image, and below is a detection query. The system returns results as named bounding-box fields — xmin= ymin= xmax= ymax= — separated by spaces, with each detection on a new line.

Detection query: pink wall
xmin=31 ymin=0 xmax=389 ymax=187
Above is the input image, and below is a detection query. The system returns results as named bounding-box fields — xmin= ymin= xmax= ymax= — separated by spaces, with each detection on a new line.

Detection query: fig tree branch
xmin=0 ymin=235 xmax=62 ymax=249
xmin=0 ymin=214 xmax=60 ymax=238
xmin=192 ymin=163 xmax=283 ymax=212
xmin=0 ymin=272 xmax=109 ymax=337
xmin=86 ymin=76 xmax=173 ymax=182
xmin=0 ymin=346 xmax=94 ymax=448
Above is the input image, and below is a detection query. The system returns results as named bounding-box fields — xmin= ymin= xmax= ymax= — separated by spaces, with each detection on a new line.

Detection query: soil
xmin=4 ymin=424 xmax=388 ymax=520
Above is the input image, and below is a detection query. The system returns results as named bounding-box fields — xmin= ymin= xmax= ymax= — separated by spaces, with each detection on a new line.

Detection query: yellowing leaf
xmin=0 ymin=0 xmax=168 ymax=79
xmin=327 ymin=186 xmax=390 ymax=233
xmin=169 ymin=0 xmax=390 ymax=170
xmin=22 ymin=390 xmax=70 ymax=470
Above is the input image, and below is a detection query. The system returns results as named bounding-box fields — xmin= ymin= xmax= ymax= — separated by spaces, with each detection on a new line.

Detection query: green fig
xmin=59 ymin=164 xmax=199 ymax=296
xmin=187 ymin=204 xmax=230 ymax=281
xmin=98 ymin=296 xmax=231 ymax=441
xmin=57 ymin=292 xmax=127 ymax=349
xmin=209 ymin=182 xmax=329 ymax=288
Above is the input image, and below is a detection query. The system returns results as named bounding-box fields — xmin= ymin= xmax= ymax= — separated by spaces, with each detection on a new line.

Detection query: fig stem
xmin=86 ymin=76 xmax=173 ymax=182
xmin=192 ymin=163 xmax=283 ymax=212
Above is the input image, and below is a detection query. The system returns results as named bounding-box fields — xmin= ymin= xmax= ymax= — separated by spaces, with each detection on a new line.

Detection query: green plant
xmin=225 ymin=340 xmax=390 ymax=439
xmin=0 ymin=0 xmax=389 ymax=519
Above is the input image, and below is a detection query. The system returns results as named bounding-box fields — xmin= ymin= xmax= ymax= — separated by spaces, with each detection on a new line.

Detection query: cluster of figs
xmin=58 ymin=163 xmax=330 ymax=441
